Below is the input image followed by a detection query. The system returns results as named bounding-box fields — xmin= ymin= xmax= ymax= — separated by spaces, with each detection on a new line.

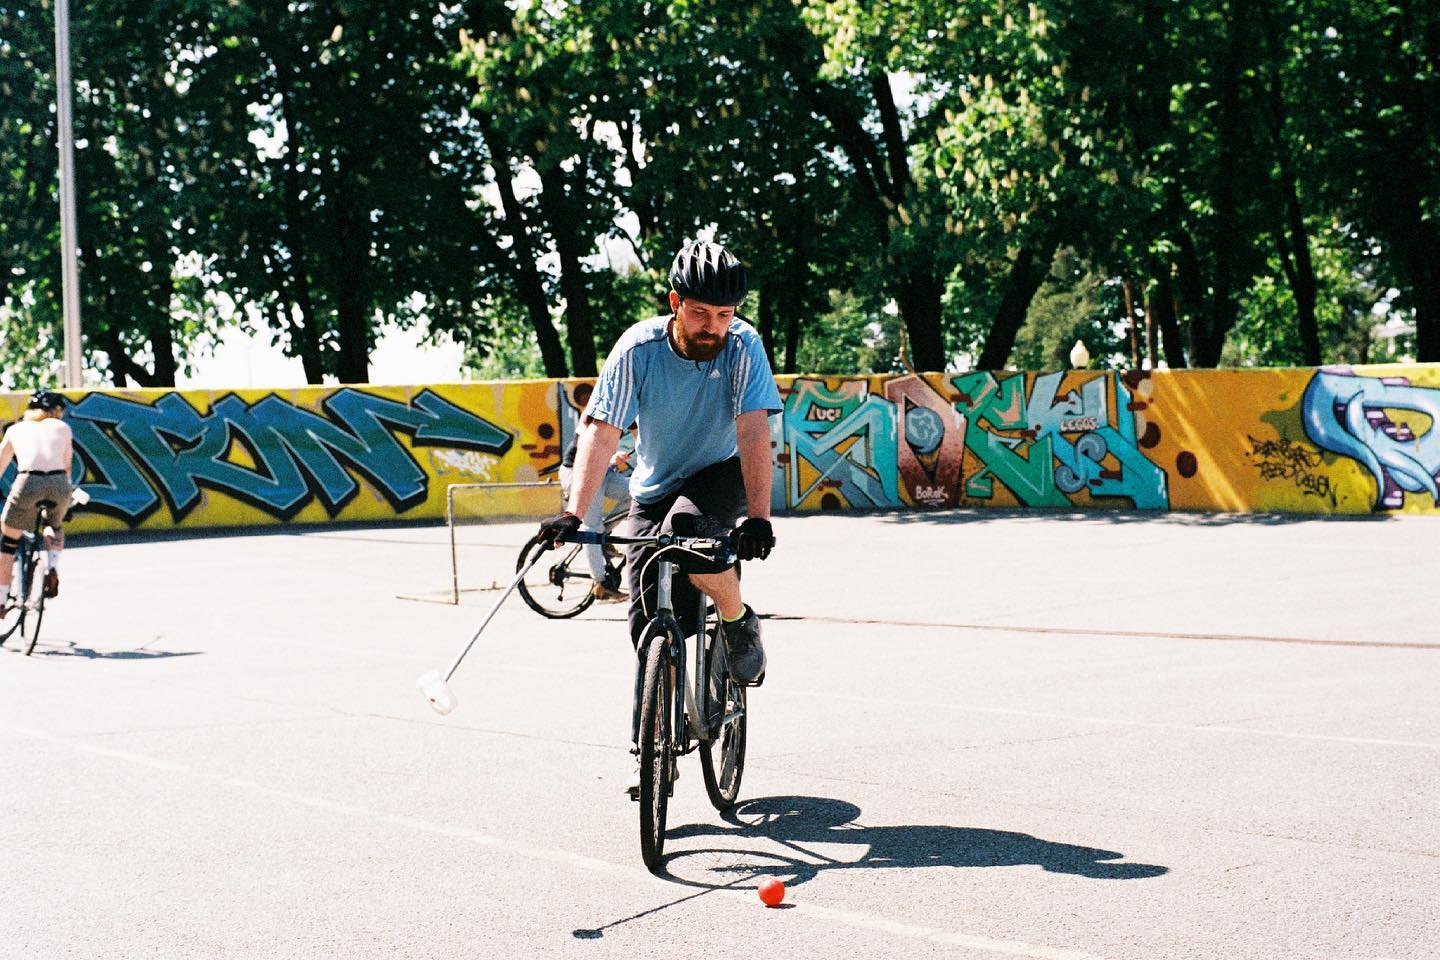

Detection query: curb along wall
xmin=2 ymin=364 xmax=1437 ymax=534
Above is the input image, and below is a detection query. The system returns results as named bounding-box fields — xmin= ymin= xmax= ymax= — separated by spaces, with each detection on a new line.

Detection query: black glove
xmin=733 ymin=517 xmax=775 ymax=562
xmin=538 ymin=512 xmax=581 ymax=548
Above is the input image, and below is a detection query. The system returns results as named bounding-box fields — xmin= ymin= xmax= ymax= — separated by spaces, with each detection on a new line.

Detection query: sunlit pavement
xmin=2 ymin=509 xmax=1436 ymax=959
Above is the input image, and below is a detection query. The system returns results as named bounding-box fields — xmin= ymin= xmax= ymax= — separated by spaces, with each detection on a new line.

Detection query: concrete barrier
xmin=3 ymin=363 xmax=1436 ymax=534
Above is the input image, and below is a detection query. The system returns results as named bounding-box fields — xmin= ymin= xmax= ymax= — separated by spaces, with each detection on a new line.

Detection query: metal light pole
xmin=55 ymin=0 xmax=83 ymax=389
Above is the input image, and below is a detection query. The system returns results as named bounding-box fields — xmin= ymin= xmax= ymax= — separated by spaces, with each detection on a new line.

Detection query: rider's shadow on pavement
xmin=663 ymin=795 xmax=1168 ymax=885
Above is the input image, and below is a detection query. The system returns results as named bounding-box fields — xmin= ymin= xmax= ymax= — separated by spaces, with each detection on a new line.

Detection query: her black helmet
xmin=669 ymin=240 xmax=747 ymax=307
xmin=27 ymin=390 xmax=65 ymax=411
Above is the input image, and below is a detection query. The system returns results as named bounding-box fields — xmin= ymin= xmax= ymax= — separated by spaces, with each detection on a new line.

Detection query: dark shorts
xmin=625 ymin=457 xmax=747 ymax=646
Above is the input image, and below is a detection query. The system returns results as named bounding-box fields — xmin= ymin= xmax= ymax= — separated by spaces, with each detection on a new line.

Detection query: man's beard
xmin=674 ymin=326 xmax=723 ymax=361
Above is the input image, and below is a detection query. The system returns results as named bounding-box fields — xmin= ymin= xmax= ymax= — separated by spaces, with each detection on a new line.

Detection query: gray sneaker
xmin=721 ymin=606 xmax=766 ymax=685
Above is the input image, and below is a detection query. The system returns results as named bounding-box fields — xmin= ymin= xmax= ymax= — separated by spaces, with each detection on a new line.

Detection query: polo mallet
xmin=417 ymin=544 xmax=551 ymax=715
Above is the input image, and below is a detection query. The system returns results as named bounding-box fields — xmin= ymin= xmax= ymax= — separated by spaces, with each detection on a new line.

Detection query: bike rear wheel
xmin=21 ymin=559 xmax=44 ymax=655
xmin=699 ymin=625 xmax=747 ymax=810
xmin=638 ymin=630 xmax=676 ymax=871
xmin=515 ymin=533 xmax=596 ymax=619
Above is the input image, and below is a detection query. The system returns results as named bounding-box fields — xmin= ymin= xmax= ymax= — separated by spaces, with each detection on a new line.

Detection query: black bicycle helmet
xmin=27 ymin=390 xmax=65 ymax=411
xmin=668 ymin=240 xmax=748 ymax=307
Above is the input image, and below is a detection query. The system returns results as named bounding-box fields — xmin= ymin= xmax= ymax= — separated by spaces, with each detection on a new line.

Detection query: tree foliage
xmin=3 ymin=0 xmax=1436 ymax=388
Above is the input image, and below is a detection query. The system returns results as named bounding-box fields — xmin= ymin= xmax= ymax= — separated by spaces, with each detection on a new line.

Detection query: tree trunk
xmin=1153 ymin=268 xmax=1188 ymax=368
xmin=783 ymin=299 xmax=800 ymax=375
xmin=871 ymin=72 xmax=946 ymax=371
xmin=1258 ymin=5 xmax=1321 ymax=366
xmin=274 ymin=294 xmax=323 ymax=385
xmin=1388 ymin=0 xmax=1440 ymax=360
xmin=894 ymin=266 xmax=946 ymax=371
xmin=1195 ymin=0 xmax=1250 ymax=369
xmin=98 ymin=319 xmax=152 ymax=388
xmin=775 ymin=13 xmax=946 ymax=375
xmin=331 ymin=163 xmax=370 ymax=384
xmin=275 ymin=76 xmax=326 ymax=385
xmin=1123 ymin=278 xmax=1142 ymax=369
xmin=146 ymin=313 xmax=178 ymax=388
xmin=142 ymin=227 xmax=179 ymax=387
xmin=1273 ymin=194 xmax=1320 ymax=365
xmin=538 ymin=164 xmax=597 ymax=377
xmin=977 ymin=231 xmax=1061 ymax=371
xmin=756 ymin=286 xmax=776 ymax=368
xmin=101 ymin=332 xmax=135 ymax=387
xmin=1406 ymin=220 xmax=1440 ymax=361
xmin=1144 ymin=291 xmax=1159 ymax=370
xmin=480 ymin=127 xmax=568 ymax=377
xmin=1171 ymin=221 xmax=1205 ymax=365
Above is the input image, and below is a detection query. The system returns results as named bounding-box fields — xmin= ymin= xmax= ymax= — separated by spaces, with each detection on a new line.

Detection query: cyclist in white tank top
xmin=1 ymin=391 xmax=74 ymax=604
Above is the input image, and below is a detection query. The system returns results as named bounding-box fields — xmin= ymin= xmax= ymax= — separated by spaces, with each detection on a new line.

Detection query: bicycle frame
xmin=1 ymin=505 xmax=56 ymax=654
xmin=629 ymin=554 xmax=711 ymax=752
xmin=13 ymin=509 xmax=52 ymax=606
xmin=564 ymin=530 xmax=732 ymax=750
xmin=558 ymin=527 xmax=748 ymax=867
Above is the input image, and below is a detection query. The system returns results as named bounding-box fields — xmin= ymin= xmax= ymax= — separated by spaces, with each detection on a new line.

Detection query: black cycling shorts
xmin=624 ymin=456 xmax=747 ymax=647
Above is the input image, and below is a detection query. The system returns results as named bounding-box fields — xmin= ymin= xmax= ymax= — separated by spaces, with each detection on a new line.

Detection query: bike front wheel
xmin=515 ymin=534 xmax=596 ymax=619
xmin=699 ymin=626 xmax=747 ymax=811
xmin=638 ymin=629 xmax=677 ymax=871
xmin=13 ymin=546 xmax=45 ymax=656
xmin=0 ymin=578 xmax=21 ymax=646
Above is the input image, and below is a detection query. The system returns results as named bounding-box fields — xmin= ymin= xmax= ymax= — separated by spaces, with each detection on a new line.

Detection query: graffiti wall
xmin=771 ymin=366 xmax=1440 ymax=516
xmin=2 ymin=363 xmax=1437 ymax=534
xmin=0 ymin=383 xmax=560 ymax=534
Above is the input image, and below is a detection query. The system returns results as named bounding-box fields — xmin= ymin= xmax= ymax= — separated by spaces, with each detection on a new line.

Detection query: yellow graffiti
xmin=3 ymin=364 xmax=1437 ymax=535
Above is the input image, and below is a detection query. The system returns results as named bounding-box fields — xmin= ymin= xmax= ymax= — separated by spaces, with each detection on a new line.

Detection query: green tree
xmin=2 ymin=0 xmax=228 ymax=387
xmin=184 ymin=0 xmax=493 ymax=383
xmin=1290 ymin=0 xmax=1439 ymax=361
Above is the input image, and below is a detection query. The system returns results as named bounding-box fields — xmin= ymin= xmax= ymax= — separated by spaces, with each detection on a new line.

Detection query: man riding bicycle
xmin=0 ymin=391 xmax=74 ymax=607
xmin=540 ymin=238 xmax=781 ymax=703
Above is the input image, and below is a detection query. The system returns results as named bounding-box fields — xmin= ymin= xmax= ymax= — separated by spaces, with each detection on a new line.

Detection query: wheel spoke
xmin=516 ymin=535 xmax=596 ymax=619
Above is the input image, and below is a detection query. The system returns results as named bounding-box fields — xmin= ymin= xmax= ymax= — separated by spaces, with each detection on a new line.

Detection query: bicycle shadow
xmin=22 ymin=640 xmax=202 ymax=660
xmin=659 ymin=795 xmax=1168 ymax=888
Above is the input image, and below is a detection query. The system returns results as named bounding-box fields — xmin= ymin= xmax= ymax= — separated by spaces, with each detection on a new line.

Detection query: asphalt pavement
xmin=2 ymin=509 xmax=1436 ymax=959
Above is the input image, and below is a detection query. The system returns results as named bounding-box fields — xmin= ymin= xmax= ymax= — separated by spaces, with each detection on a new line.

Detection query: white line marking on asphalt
xmin=4 ymin=723 xmax=1115 ymax=960
xmin=774 ymin=688 xmax=1440 ymax=751
xmin=294 ymin=638 xmax=1440 ymax=752
xmin=783 ymin=615 xmax=1440 ymax=650
xmin=792 ymin=904 xmax=1109 ymax=959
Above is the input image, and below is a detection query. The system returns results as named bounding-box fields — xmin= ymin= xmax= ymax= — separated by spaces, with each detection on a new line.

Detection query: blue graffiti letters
xmin=67 ymin=388 xmax=512 ymax=524
xmin=952 ymin=371 xmax=1168 ymax=509
xmin=1301 ymin=369 xmax=1440 ymax=509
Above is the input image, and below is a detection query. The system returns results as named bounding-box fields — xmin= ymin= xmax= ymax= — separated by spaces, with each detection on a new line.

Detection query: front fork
xmin=631 ymin=558 xmax=711 ymax=750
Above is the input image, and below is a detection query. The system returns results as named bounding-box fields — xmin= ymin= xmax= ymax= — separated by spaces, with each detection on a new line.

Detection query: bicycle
xmin=0 ymin=498 xmax=62 ymax=656
xmin=515 ymin=503 xmax=628 ymax=618
xmin=558 ymin=527 xmax=749 ymax=871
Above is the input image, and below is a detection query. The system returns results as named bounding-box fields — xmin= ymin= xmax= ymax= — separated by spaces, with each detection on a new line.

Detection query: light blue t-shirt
xmin=584 ymin=314 xmax=782 ymax=503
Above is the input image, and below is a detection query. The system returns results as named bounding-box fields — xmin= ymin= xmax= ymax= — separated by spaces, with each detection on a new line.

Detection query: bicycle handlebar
xmin=557 ymin=530 xmax=736 ymax=555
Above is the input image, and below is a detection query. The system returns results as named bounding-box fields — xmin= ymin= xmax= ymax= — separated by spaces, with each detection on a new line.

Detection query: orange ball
xmin=758 ymin=878 xmax=785 ymax=907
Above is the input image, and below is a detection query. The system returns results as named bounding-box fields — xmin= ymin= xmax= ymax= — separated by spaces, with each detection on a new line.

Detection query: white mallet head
xmin=417 ymin=670 xmax=457 ymax=715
